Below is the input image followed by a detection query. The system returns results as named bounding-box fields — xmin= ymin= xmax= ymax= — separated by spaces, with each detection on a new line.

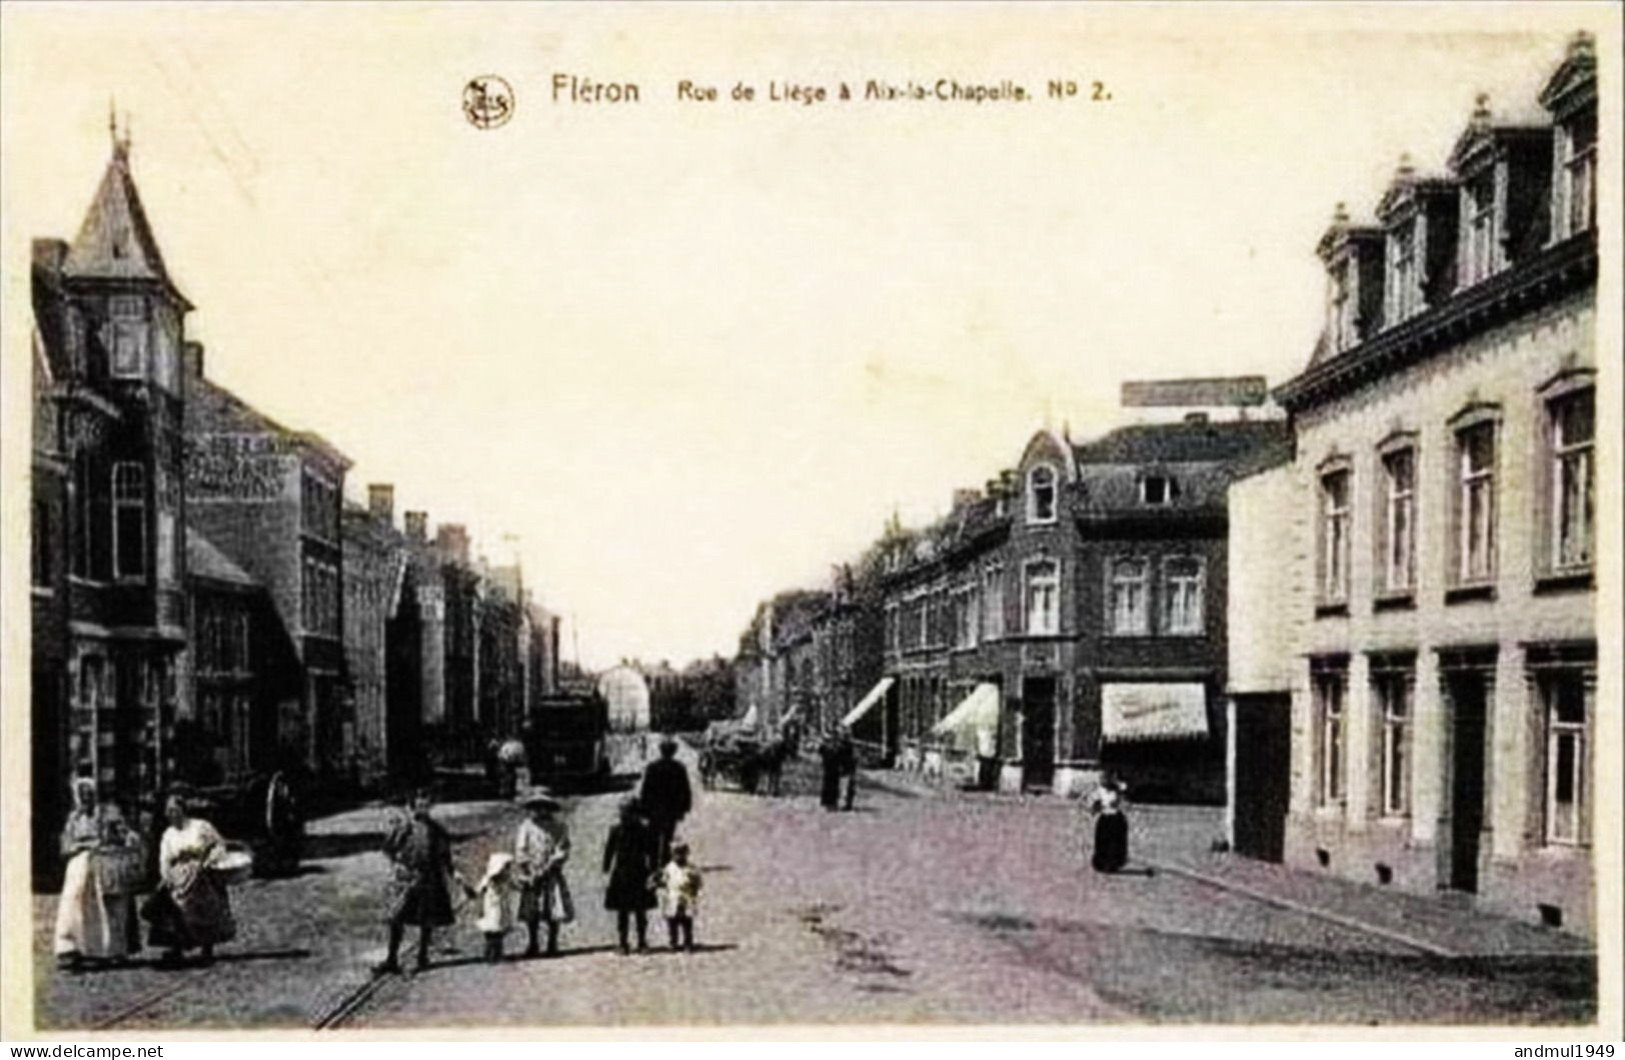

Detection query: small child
xmin=475 ymin=852 xmax=517 ymax=962
xmin=656 ymin=840 xmax=702 ymax=952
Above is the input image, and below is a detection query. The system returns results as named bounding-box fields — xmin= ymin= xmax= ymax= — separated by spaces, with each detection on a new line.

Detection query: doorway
xmin=1021 ymin=676 xmax=1056 ymax=791
xmin=1446 ymin=671 xmax=1490 ymax=893
xmin=1232 ymin=693 xmax=1291 ymax=862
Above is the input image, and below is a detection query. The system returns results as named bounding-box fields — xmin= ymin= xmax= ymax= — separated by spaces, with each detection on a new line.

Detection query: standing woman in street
xmin=146 ymin=794 xmax=238 ymax=966
xmin=601 ymin=796 xmax=658 ymax=954
xmin=817 ymin=728 xmax=842 ymax=811
xmin=1087 ymin=773 xmax=1129 ymax=873
xmin=53 ymin=778 xmax=144 ymax=972
xmin=262 ymin=772 xmax=303 ymax=877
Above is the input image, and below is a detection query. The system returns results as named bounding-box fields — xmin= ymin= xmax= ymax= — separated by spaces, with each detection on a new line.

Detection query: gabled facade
xmin=1264 ymin=35 xmax=1598 ymax=936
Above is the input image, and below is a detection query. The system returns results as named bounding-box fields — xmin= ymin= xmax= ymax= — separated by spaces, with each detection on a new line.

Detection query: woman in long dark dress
xmin=1088 ymin=775 xmax=1129 ymax=873
xmin=601 ymin=797 xmax=658 ymax=954
xmin=817 ymin=731 xmax=842 ymax=810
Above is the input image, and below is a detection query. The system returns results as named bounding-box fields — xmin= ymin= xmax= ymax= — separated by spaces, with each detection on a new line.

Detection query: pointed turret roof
xmin=63 ymin=135 xmax=186 ymax=303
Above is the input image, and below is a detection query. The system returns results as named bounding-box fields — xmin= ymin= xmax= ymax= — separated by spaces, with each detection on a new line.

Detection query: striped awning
xmin=931 ymin=683 xmax=1000 ymax=756
xmin=1101 ymin=683 xmax=1209 ymax=742
xmin=842 ymin=677 xmax=895 ymax=727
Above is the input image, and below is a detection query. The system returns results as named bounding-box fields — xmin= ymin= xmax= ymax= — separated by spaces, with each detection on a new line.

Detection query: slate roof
xmin=63 ymin=144 xmax=187 ymax=304
xmin=1071 ymin=419 xmax=1290 ymax=467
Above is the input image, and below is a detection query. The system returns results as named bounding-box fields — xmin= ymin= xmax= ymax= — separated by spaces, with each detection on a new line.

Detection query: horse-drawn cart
xmin=698 ymin=721 xmax=792 ymax=794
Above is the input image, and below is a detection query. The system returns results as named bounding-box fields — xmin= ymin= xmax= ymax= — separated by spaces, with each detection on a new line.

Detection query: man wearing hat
xmin=514 ymin=790 xmax=572 ymax=958
xmin=638 ymin=736 xmax=693 ymax=866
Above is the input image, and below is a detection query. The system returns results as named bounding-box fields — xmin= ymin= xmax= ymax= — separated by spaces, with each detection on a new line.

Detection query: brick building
xmin=1250 ymin=36 xmax=1598 ymax=935
xmin=30 ymin=130 xmax=192 ymax=878
xmin=183 ymin=349 xmax=352 ymax=783
xmin=855 ymin=416 xmax=1286 ymax=799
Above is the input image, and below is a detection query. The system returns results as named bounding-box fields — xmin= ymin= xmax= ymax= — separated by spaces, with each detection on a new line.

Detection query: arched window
xmin=1027 ymin=465 xmax=1057 ymax=524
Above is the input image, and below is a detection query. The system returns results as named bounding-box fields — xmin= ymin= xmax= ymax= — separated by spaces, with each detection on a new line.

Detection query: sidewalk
xmin=858 ymin=766 xmax=1594 ymax=961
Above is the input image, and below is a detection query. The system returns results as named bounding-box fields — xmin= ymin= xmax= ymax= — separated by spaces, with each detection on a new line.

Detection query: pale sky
xmin=2 ymin=3 xmax=1613 ymax=669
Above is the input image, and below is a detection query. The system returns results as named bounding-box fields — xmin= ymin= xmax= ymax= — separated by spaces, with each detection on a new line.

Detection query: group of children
xmin=470 ymin=792 xmax=702 ymax=962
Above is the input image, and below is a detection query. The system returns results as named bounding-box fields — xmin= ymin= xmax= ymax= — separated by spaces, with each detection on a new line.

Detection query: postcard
xmin=1 ymin=1 xmax=1619 ymax=1042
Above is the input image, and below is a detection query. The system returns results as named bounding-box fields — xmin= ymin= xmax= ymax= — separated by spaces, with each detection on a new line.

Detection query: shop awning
xmin=931 ymin=683 xmax=1000 ymax=756
xmin=1101 ymin=683 xmax=1209 ymax=742
xmin=841 ymin=677 xmax=895 ymax=727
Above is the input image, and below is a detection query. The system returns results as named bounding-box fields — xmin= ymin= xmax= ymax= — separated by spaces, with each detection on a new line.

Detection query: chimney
xmin=436 ymin=523 xmax=471 ymax=566
xmin=183 ymin=342 xmax=205 ymax=378
xmin=31 ymin=239 xmax=68 ymax=274
xmin=367 ymin=483 xmax=395 ymax=526
xmin=404 ymin=510 xmax=428 ymax=543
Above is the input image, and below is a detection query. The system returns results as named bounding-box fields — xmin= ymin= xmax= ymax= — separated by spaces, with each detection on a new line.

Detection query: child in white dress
xmin=476 ymin=852 xmax=518 ymax=962
xmin=656 ymin=841 xmax=702 ymax=952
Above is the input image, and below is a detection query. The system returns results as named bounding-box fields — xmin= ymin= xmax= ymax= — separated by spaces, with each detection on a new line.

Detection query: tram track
xmin=89 ymin=968 xmax=212 ymax=1032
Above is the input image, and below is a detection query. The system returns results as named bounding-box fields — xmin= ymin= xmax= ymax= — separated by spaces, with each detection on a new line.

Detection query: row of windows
xmin=1312 ymin=660 xmax=1591 ymax=847
xmin=885 ymin=553 xmax=1208 ymax=651
xmin=1317 ymin=385 xmax=1593 ymax=607
xmin=1024 ymin=465 xmax=1180 ymax=525
xmin=1330 ymin=108 xmax=1596 ymax=353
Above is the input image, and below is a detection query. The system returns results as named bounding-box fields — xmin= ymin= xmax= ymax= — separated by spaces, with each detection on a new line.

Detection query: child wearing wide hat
xmin=514 ymin=789 xmax=573 ymax=958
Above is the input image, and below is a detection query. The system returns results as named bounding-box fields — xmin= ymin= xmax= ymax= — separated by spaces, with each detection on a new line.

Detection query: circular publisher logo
xmin=463 ymin=75 xmax=515 ymax=130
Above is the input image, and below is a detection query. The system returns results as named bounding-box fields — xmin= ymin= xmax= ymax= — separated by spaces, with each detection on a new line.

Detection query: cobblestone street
xmin=33 ymin=755 xmax=1596 ymax=1031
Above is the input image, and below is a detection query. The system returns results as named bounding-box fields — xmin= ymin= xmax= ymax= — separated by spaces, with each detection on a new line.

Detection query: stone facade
xmin=1266 ymin=36 xmax=1598 ymax=936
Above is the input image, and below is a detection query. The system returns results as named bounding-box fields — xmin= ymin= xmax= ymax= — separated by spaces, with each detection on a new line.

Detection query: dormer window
xmin=1556 ymin=110 xmax=1596 ymax=240
xmin=1459 ymin=170 xmax=1500 ymax=288
xmin=1027 ymin=465 xmax=1057 ymax=524
xmin=1385 ymin=219 xmax=1423 ymax=323
xmin=1329 ymin=257 xmax=1357 ymax=352
xmin=1140 ymin=474 xmax=1177 ymax=506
